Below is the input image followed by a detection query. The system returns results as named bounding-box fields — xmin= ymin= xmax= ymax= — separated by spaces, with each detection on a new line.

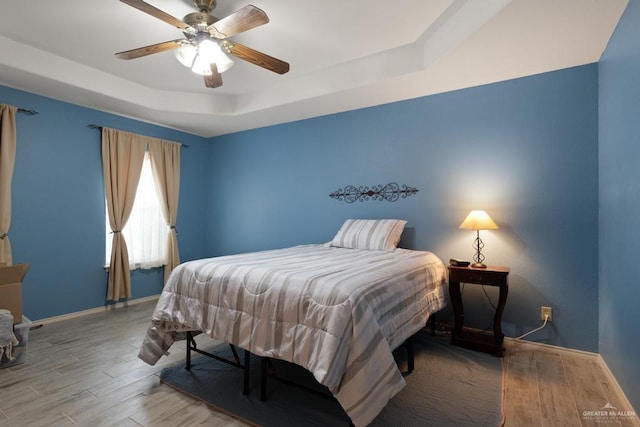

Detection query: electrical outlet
xmin=541 ymin=306 xmax=553 ymax=321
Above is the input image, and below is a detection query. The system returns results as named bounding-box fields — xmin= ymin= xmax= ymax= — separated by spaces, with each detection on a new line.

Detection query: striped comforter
xmin=139 ymin=244 xmax=446 ymax=426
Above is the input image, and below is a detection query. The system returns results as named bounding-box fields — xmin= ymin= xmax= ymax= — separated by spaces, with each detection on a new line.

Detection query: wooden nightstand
xmin=448 ymin=265 xmax=510 ymax=357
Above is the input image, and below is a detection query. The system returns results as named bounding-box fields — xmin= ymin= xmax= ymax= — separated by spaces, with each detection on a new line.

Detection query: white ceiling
xmin=0 ymin=0 xmax=628 ymax=138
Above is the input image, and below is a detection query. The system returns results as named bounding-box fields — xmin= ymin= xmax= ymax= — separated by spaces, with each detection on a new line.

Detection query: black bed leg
xmin=430 ymin=312 xmax=437 ymax=336
xmin=260 ymin=357 xmax=268 ymax=401
xmin=242 ymin=350 xmax=250 ymax=395
xmin=185 ymin=331 xmax=192 ymax=370
xmin=407 ymin=335 xmax=414 ymax=374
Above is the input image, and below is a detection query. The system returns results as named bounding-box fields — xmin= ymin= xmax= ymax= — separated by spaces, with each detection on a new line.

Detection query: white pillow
xmin=330 ymin=219 xmax=407 ymax=251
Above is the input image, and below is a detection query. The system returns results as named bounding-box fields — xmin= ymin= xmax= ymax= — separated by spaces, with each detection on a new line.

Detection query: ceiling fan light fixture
xmin=174 ymin=43 xmax=197 ymax=68
xmin=214 ymin=51 xmax=234 ymax=73
xmin=197 ymin=39 xmax=234 ymax=73
xmin=191 ymin=54 xmax=213 ymax=75
xmin=175 ymin=40 xmax=233 ymax=76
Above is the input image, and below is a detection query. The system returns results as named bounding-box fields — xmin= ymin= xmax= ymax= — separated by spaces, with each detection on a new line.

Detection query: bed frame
xmin=183 ymin=313 xmax=437 ymax=406
xmin=185 ymin=331 xmax=252 ymax=395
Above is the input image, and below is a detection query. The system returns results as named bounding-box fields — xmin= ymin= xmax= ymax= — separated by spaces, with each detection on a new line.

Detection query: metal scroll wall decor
xmin=329 ymin=182 xmax=419 ymax=203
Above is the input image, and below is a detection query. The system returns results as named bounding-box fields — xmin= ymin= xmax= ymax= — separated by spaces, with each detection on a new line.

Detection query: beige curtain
xmin=148 ymin=141 xmax=181 ymax=284
xmin=102 ymin=128 xmax=147 ymax=301
xmin=0 ymin=105 xmax=17 ymax=266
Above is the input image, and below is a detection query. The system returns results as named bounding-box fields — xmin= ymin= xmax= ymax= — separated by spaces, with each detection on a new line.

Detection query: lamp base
xmin=471 ymin=262 xmax=487 ymax=268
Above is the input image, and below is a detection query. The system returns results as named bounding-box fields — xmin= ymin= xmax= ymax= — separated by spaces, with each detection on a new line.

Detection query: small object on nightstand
xmin=448 ymin=264 xmax=510 ymax=357
xmin=449 ymin=259 xmax=470 ymax=267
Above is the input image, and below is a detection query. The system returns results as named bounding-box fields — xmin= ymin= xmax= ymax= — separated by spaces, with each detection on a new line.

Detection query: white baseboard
xmin=31 ymin=294 xmax=160 ymax=326
xmin=504 ymin=335 xmax=599 ymax=357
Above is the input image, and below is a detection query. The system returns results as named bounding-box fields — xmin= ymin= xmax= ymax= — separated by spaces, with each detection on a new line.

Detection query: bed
xmin=138 ymin=219 xmax=447 ymax=427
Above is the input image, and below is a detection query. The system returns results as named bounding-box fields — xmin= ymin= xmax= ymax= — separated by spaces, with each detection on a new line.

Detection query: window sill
xmin=104 ymin=263 xmax=165 ymax=271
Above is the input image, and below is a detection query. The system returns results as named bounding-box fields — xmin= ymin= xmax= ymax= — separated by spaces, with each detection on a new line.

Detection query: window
xmin=105 ymin=152 xmax=168 ymax=269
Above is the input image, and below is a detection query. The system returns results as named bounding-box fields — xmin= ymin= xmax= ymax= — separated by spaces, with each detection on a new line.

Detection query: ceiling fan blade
xmin=116 ymin=40 xmax=184 ymax=60
xmin=120 ymin=0 xmax=194 ymax=32
xmin=207 ymin=5 xmax=269 ymax=38
xmin=204 ymin=63 xmax=223 ymax=88
xmin=230 ymin=43 xmax=289 ymax=75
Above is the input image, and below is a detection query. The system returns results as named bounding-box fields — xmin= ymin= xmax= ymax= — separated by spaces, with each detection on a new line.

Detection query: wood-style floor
xmin=504 ymin=339 xmax=639 ymax=427
xmin=0 ymin=299 xmax=637 ymax=426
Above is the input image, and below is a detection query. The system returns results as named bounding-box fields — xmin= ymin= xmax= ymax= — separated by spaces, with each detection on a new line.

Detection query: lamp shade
xmin=459 ymin=210 xmax=499 ymax=230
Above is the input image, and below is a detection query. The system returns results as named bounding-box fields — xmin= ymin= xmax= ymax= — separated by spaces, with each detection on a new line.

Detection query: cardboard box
xmin=0 ymin=263 xmax=29 ymax=323
xmin=0 ymin=315 xmax=31 ymax=368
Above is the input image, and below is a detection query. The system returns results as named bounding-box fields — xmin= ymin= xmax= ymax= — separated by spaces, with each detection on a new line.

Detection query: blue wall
xmin=209 ymin=64 xmax=600 ymax=352
xmin=599 ymin=0 xmax=640 ymax=411
xmin=0 ymin=86 xmax=211 ymax=320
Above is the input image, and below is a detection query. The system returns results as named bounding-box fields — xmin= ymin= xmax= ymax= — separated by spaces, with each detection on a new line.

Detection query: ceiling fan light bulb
xmin=197 ymin=39 xmax=221 ymax=63
xmin=194 ymin=39 xmax=234 ymax=73
xmin=191 ymin=54 xmax=212 ymax=75
xmin=174 ymin=44 xmax=197 ymax=68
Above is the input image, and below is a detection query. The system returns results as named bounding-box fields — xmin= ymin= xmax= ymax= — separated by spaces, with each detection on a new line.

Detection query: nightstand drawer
xmin=448 ymin=266 xmax=509 ymax=286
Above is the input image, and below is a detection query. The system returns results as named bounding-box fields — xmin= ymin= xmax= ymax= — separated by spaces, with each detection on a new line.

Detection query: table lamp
xmin=459 ymin=210 xmax=499 ymax=268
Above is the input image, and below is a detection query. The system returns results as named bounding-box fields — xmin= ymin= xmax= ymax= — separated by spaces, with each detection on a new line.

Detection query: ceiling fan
xmin=116 ymin=0 xmax=290 ymax=88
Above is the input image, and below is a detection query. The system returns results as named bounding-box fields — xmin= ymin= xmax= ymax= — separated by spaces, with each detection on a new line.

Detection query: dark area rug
xmin=160 ymin=333 xmax=504 ymax=426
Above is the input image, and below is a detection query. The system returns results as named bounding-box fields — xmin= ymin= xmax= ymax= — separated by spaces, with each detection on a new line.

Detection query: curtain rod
xmin=87 ymin=124 xmax=189 ymax=148
xmin=17 ymin=108 xmax=38 ymax=115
